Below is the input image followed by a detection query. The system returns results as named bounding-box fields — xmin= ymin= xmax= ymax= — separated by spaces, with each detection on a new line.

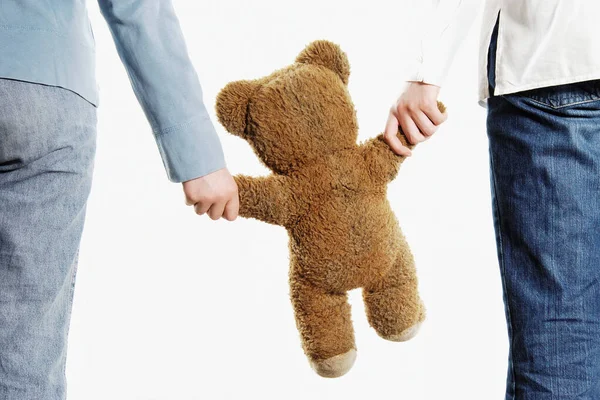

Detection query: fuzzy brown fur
xmin=216 ymin=40 xmax=445 ymax=378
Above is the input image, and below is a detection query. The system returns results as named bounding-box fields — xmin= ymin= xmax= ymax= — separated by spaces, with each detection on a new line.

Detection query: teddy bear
xmin=215 ymin=40 xmax=445 ymax=378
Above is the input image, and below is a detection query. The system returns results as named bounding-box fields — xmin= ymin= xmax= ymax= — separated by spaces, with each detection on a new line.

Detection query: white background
xmin=67 ymin=1 xmax=508 ymax=399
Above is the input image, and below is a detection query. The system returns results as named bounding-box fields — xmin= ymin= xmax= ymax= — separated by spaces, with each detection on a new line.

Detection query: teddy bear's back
xmin=289 ymin=148 xmax=383 ymax=195
xmin=286 ymin=149 xmax=404 ymax=292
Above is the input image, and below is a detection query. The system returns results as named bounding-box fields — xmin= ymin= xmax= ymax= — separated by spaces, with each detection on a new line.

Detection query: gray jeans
xmin=0 ymin=78 xmax=97 ymax=399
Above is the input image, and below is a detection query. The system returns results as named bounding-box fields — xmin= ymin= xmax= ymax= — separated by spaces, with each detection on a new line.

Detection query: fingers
xmin=386 ymin=82 xmax=448 ymax=148
xmin=207 ymin=201 xmax=226 ymax=221
xmin=410 ymin=109 xmax=438 ymax=138
xmin=196 ymin=193 xmax=239 ymax=221
xmin=398 ymin=111 xmax=426 ymax=144
xmin=194 ymin=200 xmax=212 ymax=216
xmin=383 ymin=113 xmax=412 ymax=156
xmin=223 ymin=194 xmax=240 ymax=222
xmin=423 ymin=102 xmax=448 ymax=126
xmin=183 ymin=168 xmax=239 ymax=222
xmin=390 ymin=101 xmax=448 ymax=144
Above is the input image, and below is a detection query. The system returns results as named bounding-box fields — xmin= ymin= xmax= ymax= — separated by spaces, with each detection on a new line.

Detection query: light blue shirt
xmin=0 ymin=0 xmax=225 ymax=182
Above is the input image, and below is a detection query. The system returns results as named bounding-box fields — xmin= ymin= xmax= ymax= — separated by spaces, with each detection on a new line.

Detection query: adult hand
xmin=384 ymin=82 xmax=448 ymax=156
xmin=182 ymin=168 xmax=239 ymax=221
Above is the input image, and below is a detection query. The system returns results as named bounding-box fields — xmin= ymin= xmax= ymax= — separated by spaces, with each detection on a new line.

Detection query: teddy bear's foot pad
xmin=309 ymin=348 xmax=357 ymax=378
xmin=380 ymin=321 xmax=423 ymax=342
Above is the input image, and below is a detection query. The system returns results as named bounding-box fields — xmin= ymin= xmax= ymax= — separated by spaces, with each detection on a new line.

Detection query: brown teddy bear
xmin=216 ymin=40 xmax=445 ymax=378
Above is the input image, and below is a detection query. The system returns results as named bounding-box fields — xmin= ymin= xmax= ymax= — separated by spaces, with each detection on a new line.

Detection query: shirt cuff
xmin=153 ymin=108 xmax=226 ymax=183
xmin=405 ymin=56 xmax=445 ymax=88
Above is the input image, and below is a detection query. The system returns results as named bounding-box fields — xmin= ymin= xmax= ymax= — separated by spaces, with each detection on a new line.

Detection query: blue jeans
xmin=0 ymin=79 xmax=97 ymax=399
xmin=487 ymin=18 xmax=600 ymax=399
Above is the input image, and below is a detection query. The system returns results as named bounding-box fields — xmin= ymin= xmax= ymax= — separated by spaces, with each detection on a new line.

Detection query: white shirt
xmin=408 ymin=0 xmax=600 ymax=107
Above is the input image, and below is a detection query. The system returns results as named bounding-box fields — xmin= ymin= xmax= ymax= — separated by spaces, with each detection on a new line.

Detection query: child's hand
xmin=182 ymin=168 xmax=239 ymax=221
xmin=384 ymin=82 xmax=447 ymax=156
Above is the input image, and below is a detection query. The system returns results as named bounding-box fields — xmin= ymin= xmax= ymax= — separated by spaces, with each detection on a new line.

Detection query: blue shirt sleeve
xmin=97 ymin=0 xmax=225 ymax=183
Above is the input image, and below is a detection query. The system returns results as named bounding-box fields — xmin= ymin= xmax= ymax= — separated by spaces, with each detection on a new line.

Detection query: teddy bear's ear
xmin=295 ymin=40 xmax=350 ymax=85
xmin=215 ymin=80 xmax=258 ymax=136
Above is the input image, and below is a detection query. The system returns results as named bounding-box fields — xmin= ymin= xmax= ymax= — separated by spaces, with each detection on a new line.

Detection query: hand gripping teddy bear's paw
xmin=309 ymin=348 xmax=357 ymax=378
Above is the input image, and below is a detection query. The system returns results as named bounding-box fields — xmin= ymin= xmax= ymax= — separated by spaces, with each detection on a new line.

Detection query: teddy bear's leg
xmin=363 ymin=244 xmax=425 ymax=342
xmin=290 ymin=276 xmax=356 ymax=378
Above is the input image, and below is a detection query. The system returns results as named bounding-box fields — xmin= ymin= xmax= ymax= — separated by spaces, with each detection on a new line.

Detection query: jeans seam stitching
xmin=61 ymin=247 xmax=80 ymax=378
xmin=489 ymin=147 xmax=517 ymax=398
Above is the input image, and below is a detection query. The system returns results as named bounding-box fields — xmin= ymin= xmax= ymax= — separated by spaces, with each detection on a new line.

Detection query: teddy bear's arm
xmin=359 ymin=132 xmax=415 ymax=184
xmin=233 ymin=175 xmax=295 ymax=226
xmin=361 ymin=102 xmax=446 ymax=184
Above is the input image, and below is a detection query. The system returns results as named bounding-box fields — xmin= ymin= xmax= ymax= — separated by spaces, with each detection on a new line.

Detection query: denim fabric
xmin=487 ymin=17 xmax=600 ymax=399
xmin=0 ymin=78 xmax=97 ymax=399
xmin=0 ymin=0 xmax=226 ymax=183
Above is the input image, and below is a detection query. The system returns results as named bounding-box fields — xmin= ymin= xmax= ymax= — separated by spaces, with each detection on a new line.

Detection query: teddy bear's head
xmin=216 ymin=41 xmax=359 ymax=174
